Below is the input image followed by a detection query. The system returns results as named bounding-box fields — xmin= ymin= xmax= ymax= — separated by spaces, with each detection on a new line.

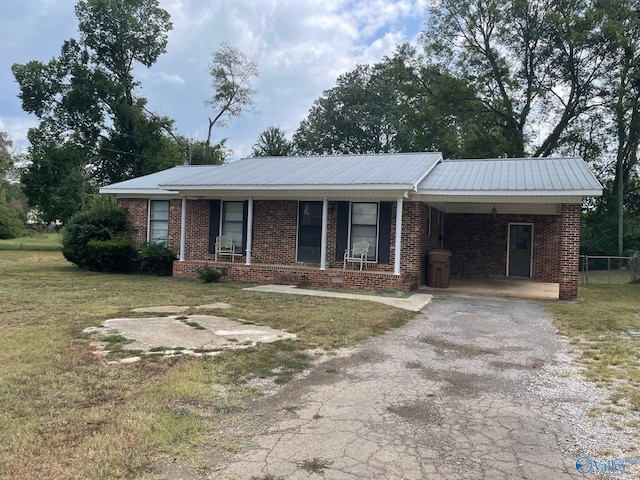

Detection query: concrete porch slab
xmin=419 ymin=278 xmax=560 ymax=301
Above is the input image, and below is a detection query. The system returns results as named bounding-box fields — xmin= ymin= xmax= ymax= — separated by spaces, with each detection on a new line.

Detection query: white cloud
xmin=2 ymin=0 xmax=428 ymax=161
xmin=0 ymin=117 xmax=38 ymax=152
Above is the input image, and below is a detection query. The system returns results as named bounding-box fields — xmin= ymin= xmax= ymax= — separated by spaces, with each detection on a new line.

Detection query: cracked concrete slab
xmin=210 ymin=297 xmax=637 ymax=480
xmin=244 ymin=284 xmax=432 ymax=311
xmin=86 ymin=315 xmax=296 ymax=355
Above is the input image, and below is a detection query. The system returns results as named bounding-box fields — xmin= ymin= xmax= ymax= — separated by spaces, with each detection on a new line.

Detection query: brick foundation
xmin=173 ymin=261 xmax=412 ymax=291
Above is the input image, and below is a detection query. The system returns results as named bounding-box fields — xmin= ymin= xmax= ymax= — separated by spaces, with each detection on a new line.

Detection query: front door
xmin=508 ymin=224 xmax=532 ymax=277
xmin=297 ymin=201 xmax=323 ymax=263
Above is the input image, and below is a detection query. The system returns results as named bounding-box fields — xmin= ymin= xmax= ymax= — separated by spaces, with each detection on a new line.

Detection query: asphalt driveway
xmin=208 ymin=296 xmax=630 ymax=479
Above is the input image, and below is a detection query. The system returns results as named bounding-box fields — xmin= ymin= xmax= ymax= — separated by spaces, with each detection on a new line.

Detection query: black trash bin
xmin=427 ymin=249 xmax=451 ymax=288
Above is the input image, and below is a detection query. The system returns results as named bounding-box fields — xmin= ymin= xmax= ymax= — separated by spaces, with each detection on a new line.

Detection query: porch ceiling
xmin=424 ymin=201 xmax=563 ymax=215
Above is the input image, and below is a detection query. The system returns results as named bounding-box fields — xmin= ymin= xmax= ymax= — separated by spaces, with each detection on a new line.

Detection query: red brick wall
xmin=118 ymin=197 xmax=574 ymax=296
xmin=117 ymin=198 xmax=148 ymax=246
xmin=395 ymin=203 xmax=443 ymax=288
xmin=443 ymin=212 xmax=561 ymax=283
xmin=559 ymin=204 xmax=581 ymax=300
xmin=167 ymin=199 xmax=182 ymax=254
xmin=252 ymin=200 xmax=298 ymax=264
xmin=116 ymin=198 xmax=183 ymax=253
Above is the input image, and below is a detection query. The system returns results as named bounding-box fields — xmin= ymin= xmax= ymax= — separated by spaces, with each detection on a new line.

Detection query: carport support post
xmin=394 ymin=196 xmax=403 ymax=276
xmin=320 ymin=197 xmax=328 ymax=270
xmin=559 ymin=204 xmax=580 ymax=300
xmin=245 ymin=197 xmax=254 ymax=265
xmin=179 ymin=197 xmax=186 ymax=261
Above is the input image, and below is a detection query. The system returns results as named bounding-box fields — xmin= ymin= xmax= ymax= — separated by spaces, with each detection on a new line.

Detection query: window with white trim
xmin=350 ymin=202 xmax=378 ymax=260
xmin=221 ymin=201 xmax=244 ymax=249
xmin=149 ymin=200 xmax=169 ymax=246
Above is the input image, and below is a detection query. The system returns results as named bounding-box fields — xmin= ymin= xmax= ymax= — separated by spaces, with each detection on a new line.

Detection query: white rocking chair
xmin=343 ymin=241 xmax=370 ymax=271
xmin=214 ymin=235 xmax=236 ymax=262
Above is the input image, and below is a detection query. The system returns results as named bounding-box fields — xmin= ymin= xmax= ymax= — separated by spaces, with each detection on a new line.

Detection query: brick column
xmin=559 ymin=204 xmax=581 ymax=300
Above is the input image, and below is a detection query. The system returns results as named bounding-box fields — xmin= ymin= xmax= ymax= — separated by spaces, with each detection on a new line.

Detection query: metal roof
xmin=158 ymin=153 xmax=442 ymax=190
xmin=99 ymin=165 xmax=200 ymax=194
xmin=99 ymin=154 xmax=603 ymax=199
xmin=417 ymin=157 xmax=602 ymax=194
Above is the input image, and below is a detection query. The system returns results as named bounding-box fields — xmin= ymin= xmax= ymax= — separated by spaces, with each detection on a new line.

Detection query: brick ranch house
xmin=100 ymin=153 xmax=602 ymax=300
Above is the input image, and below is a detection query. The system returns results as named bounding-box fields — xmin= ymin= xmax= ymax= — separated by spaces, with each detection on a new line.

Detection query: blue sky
xmin=0 ymin=0 xmax=428 ymax=160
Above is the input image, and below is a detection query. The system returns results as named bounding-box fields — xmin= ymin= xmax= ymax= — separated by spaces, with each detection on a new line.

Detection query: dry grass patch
xmin=548 ymin=285 xmax=640 ymax=417
xmin=0 ymin=250 xmax=412 ymax=479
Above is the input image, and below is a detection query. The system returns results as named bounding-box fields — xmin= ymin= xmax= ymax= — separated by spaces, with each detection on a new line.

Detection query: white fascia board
xmin=161 ymin=183 xmax=415 ymax=191
xmin=99 ymin=188 xmax=179 ymax=195
xmin=411 ymin=153 xmax=443 ymax=191
xmin=417 ymin=189 xmax=602 ymax=197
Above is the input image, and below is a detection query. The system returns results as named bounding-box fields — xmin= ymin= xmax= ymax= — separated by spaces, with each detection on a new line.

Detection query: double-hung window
xmin=221 ymin=201 xmax=244 ymax=249
xmin=350 ymin=202 xmax=378 ymax=260
xmin=149 ymin=200 xmax=169 ymax=246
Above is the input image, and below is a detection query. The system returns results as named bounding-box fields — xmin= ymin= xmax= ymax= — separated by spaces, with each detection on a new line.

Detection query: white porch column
xmin=245 ymin=197 xmax=254 ymax=265
xmin=394 ymin=196 xmax=403 ymax=276
xmin=320 ymin=197 xmax=328 ymax=270
xmin=179 ymin=197 xmax=187 ymax=261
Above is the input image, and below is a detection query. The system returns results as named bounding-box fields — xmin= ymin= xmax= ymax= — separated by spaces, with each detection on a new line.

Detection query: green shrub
xmin=197 ymin=265 xmax=227 ymax=283
xmin=139 ymin=243 xmax=176 ymax=276
xmin=86 ymin=236 xmax=138 ymax=272
xmin=0 ymin=203 xmax=25 ymax=239
xmin=62 ymin=202 xmax=131 ymax=270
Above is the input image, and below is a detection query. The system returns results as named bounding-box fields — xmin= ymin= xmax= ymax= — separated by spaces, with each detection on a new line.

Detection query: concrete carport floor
xmin=206 ymin=296 xmax=632 ymax=480
xmin=420 ymin=278 xmax=561 ymax=301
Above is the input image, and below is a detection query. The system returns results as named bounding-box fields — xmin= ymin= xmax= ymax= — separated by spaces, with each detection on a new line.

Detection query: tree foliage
xmin=252 ymin=126 xmax=293 ymax=157
xmin=591 ymin=0 xmax=640 ymax=254
xmin=0 ymin=132 xmax=25 ymax=238
xmin=62 ymin=198 xmax=132 ymax=270
xmin=293 ymin=45 xmax=509 ymax=157
xmin=12 ymin=0 xmax=180 ymax=222
xmin=205 ymin=43 xmax=258 ymax=158
xmin=0 ymin=132 xmax=14 ymax=202
xmin=421 ymin=0 xmax=607 ymax=158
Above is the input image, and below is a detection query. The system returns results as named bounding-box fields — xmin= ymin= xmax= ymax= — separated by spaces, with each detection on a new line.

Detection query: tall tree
xmin=0 ymin=132 xmax=13 ymax=200
xmin=421 ymin=0 xmax=607 ymax=157
xmin=252 ymin=126 xmax=293 ymax=157
xmin=12 ymin=0 xmax=178 ymax=222
xmin=204 ymin=43 xmax=258 ymax=162
xmin=594 ymin=0 xmax=640 ymax=255
xmin=293 ymin=45 xmax=508 ymax=157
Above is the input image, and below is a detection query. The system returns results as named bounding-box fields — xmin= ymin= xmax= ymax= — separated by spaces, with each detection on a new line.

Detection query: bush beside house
xmin=62 ymin=200 xmax=175 ymax=275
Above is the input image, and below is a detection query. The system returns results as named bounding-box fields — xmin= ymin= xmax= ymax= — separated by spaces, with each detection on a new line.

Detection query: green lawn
xmin=4 ymin=248 xmax=637 ymax=477
xmin=579 ymin=269 xmax=634 ymax=285
xmin=548 ymin=285 xmax=640 ymax=425
xmin=0 ymin=232 xmax=62 ymax=251
xmin=0 ymin=250 xmax=412 ymax=479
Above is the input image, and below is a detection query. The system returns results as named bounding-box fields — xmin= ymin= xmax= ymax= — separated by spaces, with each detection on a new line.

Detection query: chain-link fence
xmin=579 ymin=254 xmax=639 ymax=285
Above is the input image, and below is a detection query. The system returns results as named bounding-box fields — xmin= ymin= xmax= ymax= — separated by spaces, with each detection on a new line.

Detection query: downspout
xmin=179 ymin=197 xmax=186 ymax=261
xmin=320 ymin=197 xmax=328 ymax=270
xmin=245 ymin=197 xmax=254 ymax=265
xmin=394 ymin=196 xmax=404 ymax=276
